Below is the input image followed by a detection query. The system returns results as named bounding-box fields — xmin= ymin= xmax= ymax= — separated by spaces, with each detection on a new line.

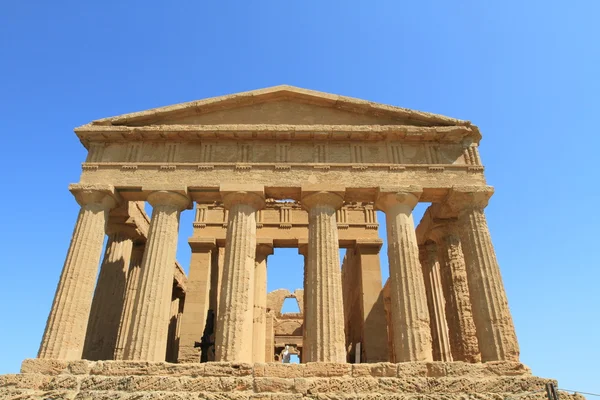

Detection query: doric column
xmin=82 ymin=230 xmax=133 ymax=360
xmin=301 ymin=189 xmax=346 ymax=363
xmin=376 ymin=187 xmax=433 ymax=362
xmin=253 ymin=240 xmax=273 ymax=363
xmin=298 ymin=242 xmax=309 ymax=361
xmin=178 ymin=238 xmax=216 ymax=363
xmin=419 ymin=242 xmax=452 ymax=362
xmin=433 ymin=222 xmax=481 ymax=363
xmin=215 ymin=186 xmax=265 ymax=362
xmin=124 ymin=190 xmax=190 ymax=361
xmin=38 ymin=184 xmax=119 ymax=360
xmin=355 ymin=240 xmax=389 ymax=362
xmin=114 ymin=243 xmax=144 ymax=360
xmin=448 ymin=187 xmax=519 ymax=361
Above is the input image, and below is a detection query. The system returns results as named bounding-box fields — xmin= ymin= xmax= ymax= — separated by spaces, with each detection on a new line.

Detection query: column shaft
xmin=377 ymin=190 xmax=432 ymax=362
xmin=458 ymin=207 xmax=519 ymax=361
xmin=303 ymin=192 xmax=346 ymax=363
xmin=83 ymin=231 xmax=133 ymax=360
xmin=178 ymin=240 xmax=215 ymax=363
xmin=420 ymin=243 xmax=452 ymax=361
xmin=114 ymin=243 xmax=144 ymax=360
xmin=215 ymin=190 xmax=263 ymax=362
xmin=438 ymin=229 xmax=481 ymax=362
xmin=298 ymin=243 xmax=310 ymax=362
xmin=38 ymin=190 xmax=116 ymax=360
xmin=124 ymin=191 xmax=189 ymax=361
xmin=252 ymin=244 xmax=273 ymax=363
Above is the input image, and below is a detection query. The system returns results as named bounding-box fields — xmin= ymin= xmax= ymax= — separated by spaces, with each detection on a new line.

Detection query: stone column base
xmin=0 ymin=359 xmax=582 ymax=400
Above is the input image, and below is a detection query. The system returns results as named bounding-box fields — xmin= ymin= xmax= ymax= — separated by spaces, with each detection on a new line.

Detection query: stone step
xmin=0 ymin=359 xmax=583 ymax=400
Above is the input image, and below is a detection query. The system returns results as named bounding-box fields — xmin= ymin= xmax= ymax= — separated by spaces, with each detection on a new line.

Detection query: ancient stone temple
xmin=0 ymin=86 xmax=576 ymax=399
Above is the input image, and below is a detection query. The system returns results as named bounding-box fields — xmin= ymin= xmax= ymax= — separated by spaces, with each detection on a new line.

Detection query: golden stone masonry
xmin=0 ymin=86 xmax=579 ymax=399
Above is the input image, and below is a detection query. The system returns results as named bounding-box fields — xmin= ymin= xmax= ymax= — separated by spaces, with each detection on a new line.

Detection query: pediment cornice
xmin=75 ymin=123 xmax=480 ymax=146
xmin=82 ymin=85 xmax=475 ymax=129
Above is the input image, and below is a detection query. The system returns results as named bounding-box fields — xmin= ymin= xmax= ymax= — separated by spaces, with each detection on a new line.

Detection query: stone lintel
xmin=256 ymin=239 xmax=274 ymax=259
xmin=188 ymin=237 xmax=217 ymax=252
xmin=355 ymin=239 xmax=384 ymax=253
xmin=69 ymin=183 xmax=121 ymax=208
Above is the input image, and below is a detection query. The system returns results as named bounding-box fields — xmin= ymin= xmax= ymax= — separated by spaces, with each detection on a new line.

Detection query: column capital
xmin=69 ymin=183 xmax=121 ymax=209
xmin=220 ymin=184 xmax=265 ymax=210
xmin=300 ymin=186 xmax=345 ymax=210
xmin=375 ymin=185 xmax=422 ymax=213
xmin=147 ymin=190 xmax=191 ymax=211
xmin=256 ymin=239 xmax=274 ymax=259
xmin=188 ymin=237 xmax=217 ymax=252
xmin=443 ymin=186 xmax=494 ymax=215
xmin=355 ymin=239 xmax=383 ymax=254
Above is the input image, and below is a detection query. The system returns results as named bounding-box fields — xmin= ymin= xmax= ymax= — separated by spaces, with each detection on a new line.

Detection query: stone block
xmin=484 ymin=361 xmax=531 ymax=376
xmin=0 ymin=373 xmax=47 ymax=390
xmin=79 ymin=376 xmax=132 ymax=392
xmin=90 ymin=361 xmax=152 ymax=376
xmin=39 ymin=375 xmax=80 ymax=391
xmin=219 ymin=376 xmax=253 ymax=392
xmin=204 ymin=362 xmax=253 ymax=377
xmin=254 ymin=363 xmax=304 ymax=378
xmin=304 ymin=362 xmax=352 ymax=377
xmin=396 ymin=362 xmax=428 ymax=377
xmin=425 ymin=362 xmax=446 ymax=377
xmin=378 ymin=377 xmax=429 ymax=393
xmin=254 ymin=377 xmax=295 ymax=393
xmin=349 ymin=377 xmax=379 ymax=393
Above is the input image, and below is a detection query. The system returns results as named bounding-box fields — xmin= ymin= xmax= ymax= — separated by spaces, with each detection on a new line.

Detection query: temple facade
xmin=37 ymin=85 xmax=519 ymax=365
xmin=2 ymin=86 xmax=566 ymax=400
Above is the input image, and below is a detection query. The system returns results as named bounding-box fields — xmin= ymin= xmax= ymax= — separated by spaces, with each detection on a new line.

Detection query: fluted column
xmin=124 ymin=191 xmax=190 ymax=361
xmin=451 ymin=188 xmax=519 ymax=361
xmin=114 ymin=243 xmax=144 ymax=360
xmin=376 ymin=187 xmax=433 ymax=362
xmin=252 ymin=241 xmax=273 ymax=363
xmin=302 ymin=189 xmax=346 ymax=363
xmin=298 ymin=242 xmax=309 ymax=362
xmin=82 ymin=231 xmax=133 ymax=360
xmin=419 ymin=242 xmax=452 ymax=361
xmin=215 ymin=187 xmax=265 ymax=362
xmin=434 ymin=223 xmax=481 ymax=363
xmin=38 ymin=185 xmax=119 ymax=360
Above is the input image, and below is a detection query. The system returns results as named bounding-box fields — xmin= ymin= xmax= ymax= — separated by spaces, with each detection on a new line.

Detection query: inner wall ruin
xmin=0 ymin=86 xmax=575 ymax=399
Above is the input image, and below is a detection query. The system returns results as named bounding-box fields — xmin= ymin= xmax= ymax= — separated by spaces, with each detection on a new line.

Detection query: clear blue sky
xmin=1 ymin=0 xmax=599 ymax=394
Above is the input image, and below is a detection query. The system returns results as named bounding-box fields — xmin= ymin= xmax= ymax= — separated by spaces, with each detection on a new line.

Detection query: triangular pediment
xmin=88 ymin=85 xmax=469 ymax=128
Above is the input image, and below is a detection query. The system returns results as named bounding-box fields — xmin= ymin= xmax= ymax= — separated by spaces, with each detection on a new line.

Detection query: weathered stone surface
xmin=376 ymin=189 xmax=433 ymax=362
xmin=0 ymin=360 xmax=582 ymax=400
xmin=124 ymin=191 xmax=190 ymax=362
xmin=114 ymin=243 xmax=145 ymax=360
xmin=83 ymin=231 xmax=133 ymax=361
xmin=38 ymin=187 xmax=118 ymax=360
xmin=302 ymin=190 xmax=346 ymax=363
xmin=215 ymin=189 xmax=264 ymax=363
xmin=11 ymin=86 xmax=575 ymax=400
